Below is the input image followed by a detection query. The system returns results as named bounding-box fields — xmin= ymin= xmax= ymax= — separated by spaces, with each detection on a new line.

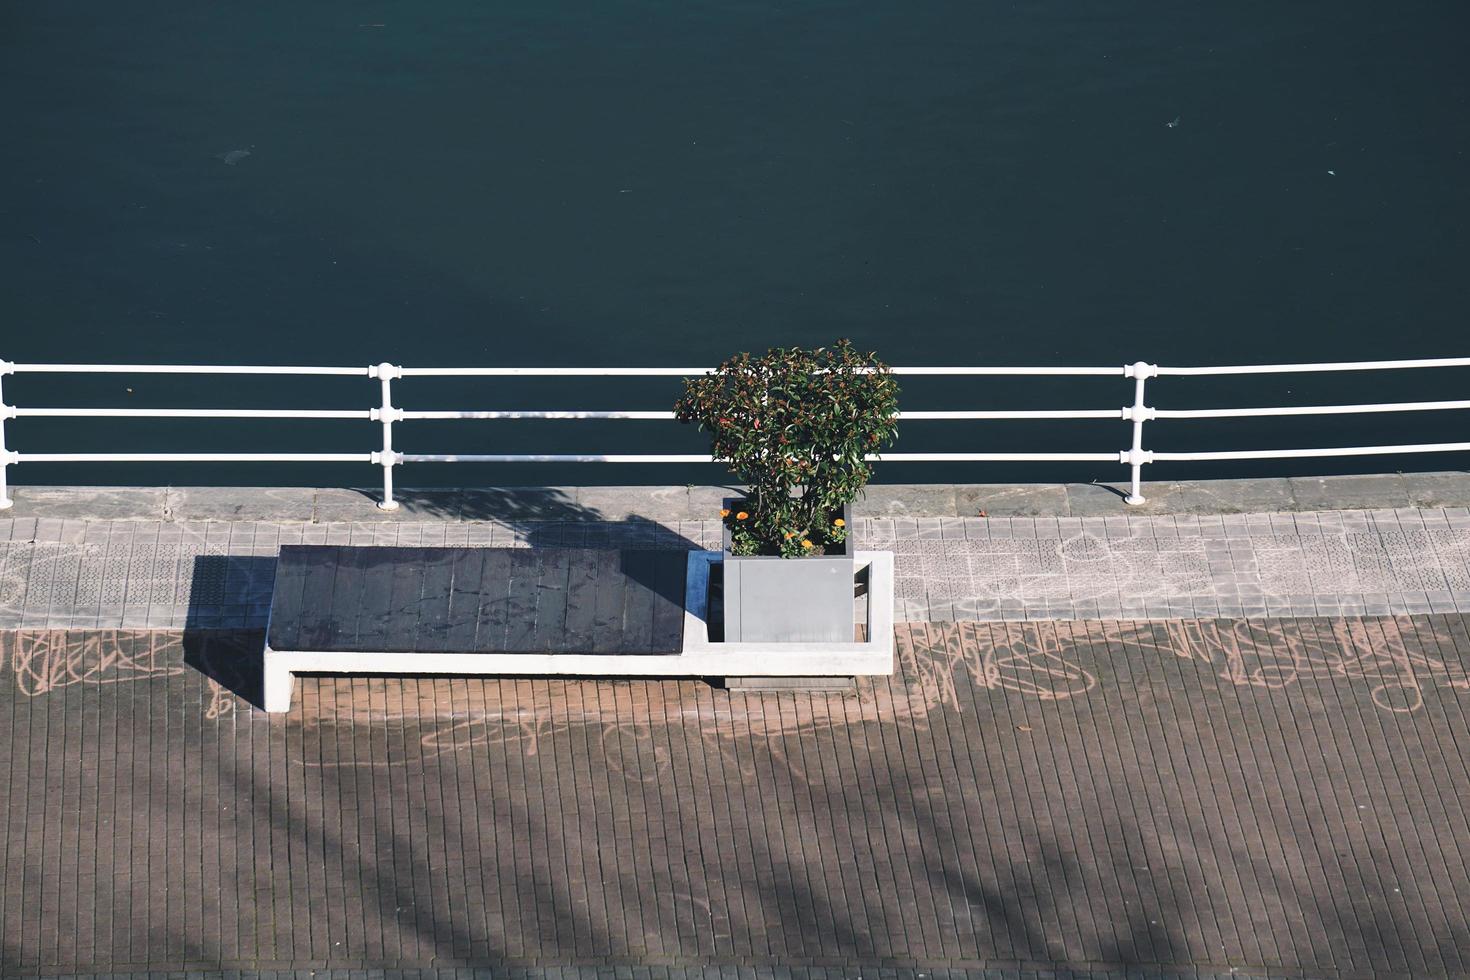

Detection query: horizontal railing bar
xmin=398 ymin=367 xmax=706 ymax=377
xmin=890 ymin=367 xmax=1125 ymax=376
xmin=1155 ymin=399 xmax=1470 ymax=419
xmin=397 ymin=366 xmax=1128 ymax=377
xmin=10 ymin=359 xmax=1468 ymax=379
xmin=10 ymin=364 xmax=372 ymax=376
xmin=13 ymin=453 xmax=374 ymax=463
xmin=21 ymin=403 xmax=1464 ymax=421
xmin=13 ymin=408 xmax=372 ymax=419
xmin=399 ymin=452 xmax=1119 ymax=463
xmin=5 ymin=450 xmax=1125 ymax=465
xmin=900 ymin=409 xmax=1123 ymax=420
xmin=401 ymin=453 xmax=715 ymax=463
xmin=1155 ymin=356 xmax=1470 ymax=377
xmin=5 ymin=364 xmax=1127 ymax=379
xmin=879 ymin=452 xmax=1121 ymax=461
xmin=399 ymin=409 xmax=1124 ymax=421
xmin=16 ymin=446 xmax=1466 ymax=464
xmin=1152 ymin=442 xmax=1470 ymax=462
xmin=403 ymin=410 xmax=674 ymax=420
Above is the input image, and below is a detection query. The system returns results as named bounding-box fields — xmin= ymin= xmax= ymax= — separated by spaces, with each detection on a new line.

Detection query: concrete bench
xmin=263 ymin=545 xmax=893 ymax=711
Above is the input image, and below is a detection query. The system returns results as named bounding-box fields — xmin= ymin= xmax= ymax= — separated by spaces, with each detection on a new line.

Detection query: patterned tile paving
xmin=3 ymin=509 xmax=1470 ymax=627
xmin=2 ymin=618 xmax=1470 ymax=976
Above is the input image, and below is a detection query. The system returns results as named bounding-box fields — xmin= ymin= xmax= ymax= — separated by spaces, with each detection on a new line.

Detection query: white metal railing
xmin=2 ymin=356 xmax=1469 ymax=511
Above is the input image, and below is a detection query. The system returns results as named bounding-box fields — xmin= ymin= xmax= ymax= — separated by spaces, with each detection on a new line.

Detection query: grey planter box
xmin=722 ymin=501 xmax=855 ymax=643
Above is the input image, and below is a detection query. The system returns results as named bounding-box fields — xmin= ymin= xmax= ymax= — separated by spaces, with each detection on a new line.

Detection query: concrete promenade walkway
xmin=6 ymin=477 xmax=1470 ymax=628
xmin=2 ymin=477 xmax=1470 ymax=979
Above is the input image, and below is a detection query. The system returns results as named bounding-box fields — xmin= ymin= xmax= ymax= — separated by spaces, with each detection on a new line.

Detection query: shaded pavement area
xmin=4 ymin=618 xmax=1470 ymax=977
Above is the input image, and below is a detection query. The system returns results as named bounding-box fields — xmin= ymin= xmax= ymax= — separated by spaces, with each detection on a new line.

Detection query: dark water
xmin=3 ymin=0 xmax=1468 ymax=490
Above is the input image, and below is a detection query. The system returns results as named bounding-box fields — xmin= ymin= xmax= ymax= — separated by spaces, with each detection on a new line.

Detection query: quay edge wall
xmin=3 ymin=471 xmax=1470 ymax=522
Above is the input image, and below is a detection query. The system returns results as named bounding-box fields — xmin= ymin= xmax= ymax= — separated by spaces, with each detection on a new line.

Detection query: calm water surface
xmin=3 ymin=1 xmax=1468 ymax=489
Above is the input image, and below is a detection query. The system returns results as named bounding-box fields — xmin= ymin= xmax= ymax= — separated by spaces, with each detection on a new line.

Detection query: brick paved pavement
xmin=4 ymin=507 xmax=1470 ymax=628
xmin=4 ymin=617 xmax=1470 ymax=977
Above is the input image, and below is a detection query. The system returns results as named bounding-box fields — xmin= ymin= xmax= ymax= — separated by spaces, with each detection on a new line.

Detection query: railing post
xmin=0 ymin=361 xmax=13 ymax=510
xmin=1121 ymin=361 xmax=1157 ymax=505
xmin=371 ymin=362 xmax=402 ymax=511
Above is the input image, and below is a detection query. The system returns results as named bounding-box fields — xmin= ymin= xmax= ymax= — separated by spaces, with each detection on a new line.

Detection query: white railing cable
xmin=1155 ymin=356 xmax=1470 ymax=376
xmin=10 ymin=363 xmax=372 ymax=376
xmin=877 ymin=452 xmax=1122 ymax=462
xmin=1152 ymin=442 xmax=1470 ymax=462
xmin=890 ymin=367 xmax=1125 ymax=376
xmin=399 ymin=409 xmax=1125 ymax=421
xmin=399 ymin=367 xmax=709 ymax=377
xmin=903 ymin=409 xmax=1125 ymax=420
xmin=399 ymin=452 xmax=1119 ymax=464
xmin=13 ymin=453 xmax=375 ymax=463
xmin=1 ymin=355 xmax=1468 ymax=511
xmin=12 ymin=408 xmax=372 ymax=419
xmin=396 ymin=365 xmax=1128 ymax=377
xmin=402 ymin=453 xmax=716 ymax=464
xmin=404 ymin=410 xmax=677 ymax=420
xmin=1154 ymin=399 xmax=1470 ymax=419
xmin=35 ymin=402 xmax=1468 ymax=421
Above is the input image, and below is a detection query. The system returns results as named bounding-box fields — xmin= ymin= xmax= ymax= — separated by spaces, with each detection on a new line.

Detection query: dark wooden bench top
xmin=267 ymin=546 xmax=687 ymax=655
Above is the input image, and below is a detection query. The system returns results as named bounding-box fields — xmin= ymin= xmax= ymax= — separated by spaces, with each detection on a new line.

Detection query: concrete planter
xmin=721 ymin=501 xmax=855 ymax=643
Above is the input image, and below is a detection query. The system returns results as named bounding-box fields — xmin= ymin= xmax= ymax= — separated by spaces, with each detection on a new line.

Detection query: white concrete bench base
xmin=262 ymin=550 xmax=893 ymax=712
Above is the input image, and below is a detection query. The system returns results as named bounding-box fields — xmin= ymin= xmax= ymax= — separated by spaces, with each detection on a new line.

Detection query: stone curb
xmin=2 ymin=470 xmax=1469 ymax=522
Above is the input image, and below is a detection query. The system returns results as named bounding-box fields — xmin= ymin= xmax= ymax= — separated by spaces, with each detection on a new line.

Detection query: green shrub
xmin=675 ymin=339 xmax=900 ymax=556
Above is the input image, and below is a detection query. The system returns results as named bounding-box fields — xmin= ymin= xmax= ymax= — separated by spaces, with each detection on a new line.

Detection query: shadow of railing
xmin=344 ymin=486 xmax=613 ymax=522
xmin=522 ymin=514 xmax=706 ymax=551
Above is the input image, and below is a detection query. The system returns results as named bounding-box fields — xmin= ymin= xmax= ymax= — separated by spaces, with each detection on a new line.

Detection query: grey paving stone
xmin=577 ymin=485 xmax=697 ymax=522
xmin=0 ymin=485 xmax=169 ymax=520
xmin=1290 ymin=473 xmax=1413 ymax=511
xmin=853 ymin=483 xmax=957 ymax=517
xmin=685 ymin=483 xmax=745 ymax=521
xmin=10 ymin=473 xmax=1470 ymax=524
xmin=457 ymin=487 xmax=589 ymax=522
xmin=1403 ymin=470 xmax=1470 ymax=508
xmin=1174 ymin=477 xmax=1301 ymax=514
xmin=166 ymin=486 xmax=318 ymax=522
xmin=313 ymin=486 xmax=467 ymax=521
xmin=953 ymin=482 xmax=1069 ymax=516
xmin=1063 ymin=481 xmax=1142 ymax=515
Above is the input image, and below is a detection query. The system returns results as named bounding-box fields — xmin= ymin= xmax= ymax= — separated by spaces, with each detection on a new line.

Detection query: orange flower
xmin=801 ymin=539 xmax=814 ymax=549
xmin=784 ymin=531 xmax=796 ymax=539
xmin=736 ymin=511 xmax=749 ymax=520
xmin=720 ymin=508 xmax=731 ymax=518
xmin=833 ymin=518 xmax=845 ymax=527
